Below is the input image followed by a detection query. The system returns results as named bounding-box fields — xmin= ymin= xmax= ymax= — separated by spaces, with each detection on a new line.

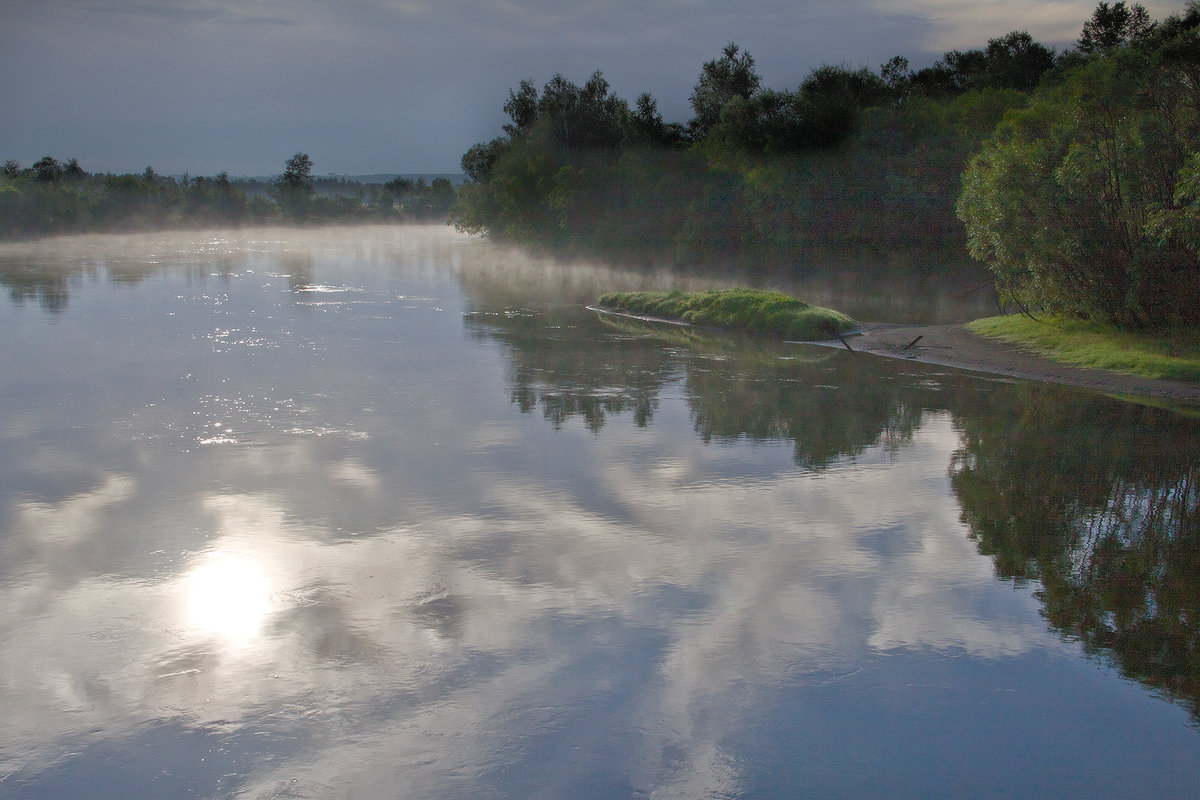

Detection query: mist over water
xmin=1 ymin=226 xmax=1197 ymax=799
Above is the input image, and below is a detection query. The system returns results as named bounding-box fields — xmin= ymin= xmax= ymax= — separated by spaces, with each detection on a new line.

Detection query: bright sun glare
xmin=184 ymin=551 xmax=274 ymax=643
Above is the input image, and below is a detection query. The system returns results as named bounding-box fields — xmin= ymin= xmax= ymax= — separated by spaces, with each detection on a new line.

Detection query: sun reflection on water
xmin=184 ymin=551 xmax=274 ymax=643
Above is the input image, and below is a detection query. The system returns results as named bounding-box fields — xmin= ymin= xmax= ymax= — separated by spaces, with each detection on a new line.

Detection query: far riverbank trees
xmin=454 ymin=2 xmax=1200 ymax=328
xmin=0 ymin=154 xmax=458 ymax=239
xmin=450 ymin=20 xmax=1060 ymax=263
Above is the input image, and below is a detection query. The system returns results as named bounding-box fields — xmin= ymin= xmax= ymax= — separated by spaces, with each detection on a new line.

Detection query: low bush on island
xmin=596 ymin=289 xmax=855 ymax=340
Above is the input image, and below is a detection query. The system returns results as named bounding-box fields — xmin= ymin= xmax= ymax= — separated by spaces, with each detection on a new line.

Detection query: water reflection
xmin=470 ymin=305 xmax=949 ymax=470
xmin=183 ymin=550 xmax=275 ymax=643
xmin=951 ymin=384 xmax=1200 ymax=719
xmin=465 ymin=307 xmax=675 ymax=431
xmin=1 ymin=227 xmax=1199 ymax=798
xmin=465 ymin=291 xmax=1200 ymax=729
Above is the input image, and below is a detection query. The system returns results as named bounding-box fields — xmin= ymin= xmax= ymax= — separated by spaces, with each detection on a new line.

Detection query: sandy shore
xmin=806 ymin=323 xmax=1200 ymax=403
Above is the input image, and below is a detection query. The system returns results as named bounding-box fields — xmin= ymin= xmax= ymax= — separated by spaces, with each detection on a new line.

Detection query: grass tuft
xmin=967 ymin=315 xmax=1200 ymax=382
xmin=597 ymin=289 xmax=855 ymax=341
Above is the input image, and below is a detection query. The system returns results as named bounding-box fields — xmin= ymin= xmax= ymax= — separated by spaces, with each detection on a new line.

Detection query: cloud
xmin=871 ymin=0 xmax=1181 ymax=53
xmin=0 ymin=0 xmax=1190 ymax=173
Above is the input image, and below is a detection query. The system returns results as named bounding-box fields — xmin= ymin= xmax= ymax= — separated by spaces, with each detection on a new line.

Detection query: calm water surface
xmin=1 ymin=226 xmax=1198 ymax=799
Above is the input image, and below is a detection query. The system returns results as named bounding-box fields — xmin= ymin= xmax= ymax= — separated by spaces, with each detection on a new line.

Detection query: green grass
xmin=967 ymin=315 xmax=1200 ymax=382
xmin=596 ymin=289 xmax=855 ymax=341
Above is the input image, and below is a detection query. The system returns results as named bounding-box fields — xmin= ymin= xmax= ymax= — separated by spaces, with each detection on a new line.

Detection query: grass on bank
xmin=596 ymin=289 xmax=856 ymax=341
xmin=967 ymin=315 xmax=1200 ymax=382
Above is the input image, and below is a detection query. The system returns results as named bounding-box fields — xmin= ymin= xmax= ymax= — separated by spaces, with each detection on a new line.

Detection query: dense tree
xmin=983 ymin=30 xmax=1056 ymax=90
xmin=688 ymin=42 xmax=762 ymax=138
xmin=910 ymin=31 xmax=1054 ymax=96
xmin=798 ymin=65 xmax=888 ymax=145
xmin=503 ymin=79 xmax=540 ymax=138
xmin=701 ymin=64 xmax=889 ymax=154
xmin=270 ymin=152 xmax=315 ymax=220
xmin=461 ymin=138 xmax=507 ymax=184
xmin=32 ymin=156 xmax=62 ymax=183
xmin=880 ymin=55 xmax=914 ymax=100
xmin=452 ymin=29 xmax=1030 ymax=259
xmin=63 ymin=158 xmax=87 ymax=181
xmin=957 ymin=24 xmax=1200 ymax=325
xmin=537 ymin=71 xmax=630 ymax=149
xmin=1078 ymin=1 xmax=1155 ymax=53
xmin=0 ymin=152 xmax=443 ymax=239
xmin=629 ymin=92 xmax=685 ymax=146
xmin=455 ymin=5 xmax=1197 ymax=276
xmin=497 ymin=72 xmax=631 ymax=150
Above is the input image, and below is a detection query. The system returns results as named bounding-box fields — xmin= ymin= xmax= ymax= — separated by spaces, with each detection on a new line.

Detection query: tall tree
xmin=984 ymin=31 xmax=1055 ymax=90
xmin=689 ymin=43 xmax=762 ymax=138
xmin=271 ymin=153 xmax=315 ymax=219
xmin=503 ymin=79 xmax=539 ymax=138
xmin=1078 ymin=2 xmax=1155 ymax=53
xmin=32 ymin=156 xmax=62 ymax=183
xmin=957 ymin=29 xmax=1200 ymax=326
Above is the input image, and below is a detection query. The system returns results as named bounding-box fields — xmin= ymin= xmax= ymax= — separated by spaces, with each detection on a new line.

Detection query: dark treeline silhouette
xmin=453 ymin=3 xmax=1200 ymax=327
xmin=0 ymin=153 xmax=458 ymax=239
xmin=449 ymin=25 xmax=1062 ymax=263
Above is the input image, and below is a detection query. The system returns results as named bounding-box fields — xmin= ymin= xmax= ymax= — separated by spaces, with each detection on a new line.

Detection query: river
xmin=1 ymin=225 xmax=1197 ymax=799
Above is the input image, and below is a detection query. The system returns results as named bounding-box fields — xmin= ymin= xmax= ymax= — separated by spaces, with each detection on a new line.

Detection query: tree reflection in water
xmin=467 ymin=307 xmax=948 ymax=466
xmin=950 ymin=386 xmax=1200 ymax=721
xmin=465 ymin=308 xmax=677 ymax=433
xmin=470 ymin=302 xmax=1200 ymax=722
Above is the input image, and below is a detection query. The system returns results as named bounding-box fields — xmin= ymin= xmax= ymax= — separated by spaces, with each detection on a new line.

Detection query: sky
xmin=0 ymin=0 xmax=1182 ymax=177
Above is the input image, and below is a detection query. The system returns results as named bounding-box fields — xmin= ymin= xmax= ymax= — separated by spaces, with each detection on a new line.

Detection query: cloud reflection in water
xmin=2 ymin=228 xmax=1196 ymax=798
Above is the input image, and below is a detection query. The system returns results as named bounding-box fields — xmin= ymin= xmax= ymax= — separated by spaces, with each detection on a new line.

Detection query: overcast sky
xmin=0 ymin=1 xmax=1182 ymax=176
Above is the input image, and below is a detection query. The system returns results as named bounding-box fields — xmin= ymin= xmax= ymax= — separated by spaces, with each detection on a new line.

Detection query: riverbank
xmin=813 ymin=323 xmax=1200 ymax=403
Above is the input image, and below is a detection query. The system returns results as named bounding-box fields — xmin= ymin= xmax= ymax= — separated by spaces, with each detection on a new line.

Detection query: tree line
xmin=959 ymin=3 xmax=1200 ymax=326
xmin=453 ymin=2 xmax=1200 ymax=327
xmin=0 ymin=152 xmax=458 ymax=239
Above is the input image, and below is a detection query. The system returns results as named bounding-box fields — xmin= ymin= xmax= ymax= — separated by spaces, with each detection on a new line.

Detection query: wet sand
xmin=806 ymin=323 xmax=1200 ymax=403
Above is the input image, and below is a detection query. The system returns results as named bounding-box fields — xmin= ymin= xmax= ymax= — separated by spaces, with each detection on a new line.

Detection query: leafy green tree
xmin=32 ymin=156 xmax=62 ymax=183
xmin=429 ymin=177 xmax=457 ymax=212
xmin=629 ymin=92 xmax=674 ymax=145
xmin=1078 ymin=1 xmax=1155 ymax=53
xmin=957 ymin=28 xmax=1200 ymax=325
xmin=270 ymin=152 xmax=315 ymax=220
xmin=909 ymin=32 xmax=1053 ymax=97
xmin=799 ymin=65 xmax=887 ymax=146
xmin=881 ymin=55 xmax=913 ymax=100
xmin=503 ymin=79 xmax=540 ymax=138
xmin=939 ymin=48 xmax=990 ymax=91
xmin=983 ymin=31 xmax=1056 ymax=90
xmin=536 ymin=71 xmax=630 ymax=149
xmin=462 ymin=138 xmax=506 ymax=183
xmin=384 ymin=176 xmax=412 ymax=196
xmin=689 ymin=42 xmax=762 ymax=138
xmin=63 ymin=158 xmax=87 ymax=181
xmin=1 ymin=159 xmax=20 ymax=178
